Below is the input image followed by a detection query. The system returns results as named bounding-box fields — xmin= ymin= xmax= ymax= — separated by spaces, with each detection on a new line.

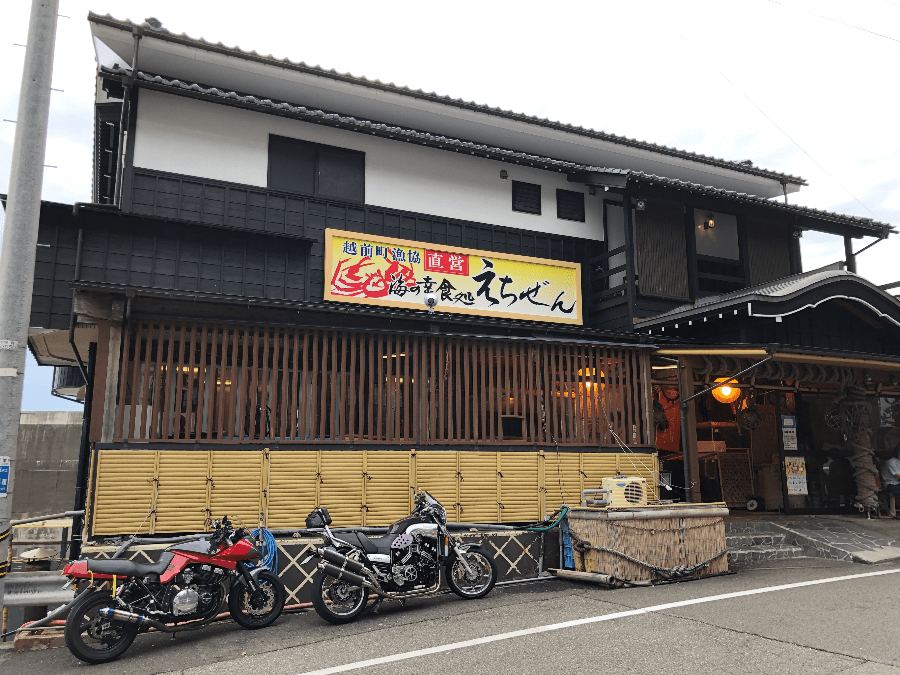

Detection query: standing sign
xmin=0 ymin=456 xmax=9 ymax=497
xmin=784 ymin=456 xmax=808 ymax=495
xmin=781 ymin=415 xmax=798 ymax=451
xmin=324 ymin=229 xmax=583 ymax=325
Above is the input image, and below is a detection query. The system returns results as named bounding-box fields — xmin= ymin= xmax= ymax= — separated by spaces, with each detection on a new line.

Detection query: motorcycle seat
xmin=346 ymin=532 xmax=396 ymax=555
xmin=87 ymin=552 xmax=175 ymax=577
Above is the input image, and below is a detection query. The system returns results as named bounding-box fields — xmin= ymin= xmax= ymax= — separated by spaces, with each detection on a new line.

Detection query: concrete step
xmin=728 ymin=544 xmax=805 ymax=566
xmin=726 ymin=533 xmax=788 ymax=548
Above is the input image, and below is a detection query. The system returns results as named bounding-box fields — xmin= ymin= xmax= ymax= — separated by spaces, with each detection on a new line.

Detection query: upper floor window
xmin=556 ymin=189 xmax=585 ymax=222
xmin=693 ymin=209 xmax=744 ymax=294
xmin=512 ymin=181 xmax=541 ymax=215
xmin=267 ymin=135 xmax=365 ymax=203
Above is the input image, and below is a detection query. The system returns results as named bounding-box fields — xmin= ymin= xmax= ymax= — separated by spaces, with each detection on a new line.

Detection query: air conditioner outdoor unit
xmin=601 ymin=476 xmax=648 ymax=507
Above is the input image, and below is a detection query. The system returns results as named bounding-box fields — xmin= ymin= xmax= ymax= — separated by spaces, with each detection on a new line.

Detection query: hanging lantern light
xmin=712 ymin=377 xmax=741 ymax=404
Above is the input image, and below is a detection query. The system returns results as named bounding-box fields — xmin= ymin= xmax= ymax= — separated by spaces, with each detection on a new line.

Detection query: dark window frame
xmin=688 ymin=207 xmax=748 ymax=297
xmin=556 ymin=188 xmax=586 ymax=222
xmin=512 ymin=180 xmax=542 ymax=215
xmin=267 ymin=134 xmax=365 ymax=204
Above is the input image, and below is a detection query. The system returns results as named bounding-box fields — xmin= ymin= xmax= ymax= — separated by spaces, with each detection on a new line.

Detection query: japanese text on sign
xmin=324 ymin=229 xmax=582 ymax=324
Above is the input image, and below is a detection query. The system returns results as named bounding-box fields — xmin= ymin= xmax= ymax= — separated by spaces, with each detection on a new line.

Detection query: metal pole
xmin=844 ymin=236 xmax=857 ymax=274
xmin=0 ymin=0 xmax=60 ymax=622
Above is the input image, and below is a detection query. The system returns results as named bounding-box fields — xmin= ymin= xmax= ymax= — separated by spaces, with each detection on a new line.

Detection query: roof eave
xmin=87 ymin=12 xmax=808 ymax=188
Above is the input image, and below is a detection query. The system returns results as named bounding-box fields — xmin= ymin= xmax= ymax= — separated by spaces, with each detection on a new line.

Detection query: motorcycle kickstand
xmin=370 ymin=598 xmax=383 ymax=614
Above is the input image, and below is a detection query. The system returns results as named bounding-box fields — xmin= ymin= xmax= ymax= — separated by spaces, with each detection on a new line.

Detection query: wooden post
xmin=101 ymin=300 xmax=126 ymax=442
xmin=678 ymin=356 xmax=702 ymax=503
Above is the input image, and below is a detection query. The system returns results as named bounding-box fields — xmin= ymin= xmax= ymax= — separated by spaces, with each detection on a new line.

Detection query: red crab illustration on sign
xmin=331 ymin=253 xmax=418 ymax=298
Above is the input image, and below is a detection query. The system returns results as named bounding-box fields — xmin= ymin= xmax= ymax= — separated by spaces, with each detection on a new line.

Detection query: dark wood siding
xmin=746 ymin=216 xmax=792 ymax=286
xmin=33 ymin=174 xmax=603 ymax=329
xmin=634 ymin=198 xmax=690 ymax=300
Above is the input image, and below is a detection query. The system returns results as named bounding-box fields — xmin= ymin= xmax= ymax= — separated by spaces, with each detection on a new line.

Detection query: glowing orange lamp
xmin=712 ymin=378 xmax=741 ymax=404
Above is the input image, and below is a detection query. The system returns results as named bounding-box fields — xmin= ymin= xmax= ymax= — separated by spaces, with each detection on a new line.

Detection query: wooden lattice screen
xmin=113 ymin=322 xmax=652 ymax=446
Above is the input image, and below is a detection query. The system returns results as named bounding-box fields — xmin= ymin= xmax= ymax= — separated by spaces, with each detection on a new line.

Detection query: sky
xmin=1 ymin=0 xmax=898 ymax=411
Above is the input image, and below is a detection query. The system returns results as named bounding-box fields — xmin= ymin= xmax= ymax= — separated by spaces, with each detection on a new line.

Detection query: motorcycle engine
xmin=382 ymin=532 xmax=437 ymax=590
xmin=172 ymin=565 xmax=224 ymax=617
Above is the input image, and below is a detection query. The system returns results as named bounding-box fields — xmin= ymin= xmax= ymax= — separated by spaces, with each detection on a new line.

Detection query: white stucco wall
xmin=132 ymin=90 xmax=605 ymax=241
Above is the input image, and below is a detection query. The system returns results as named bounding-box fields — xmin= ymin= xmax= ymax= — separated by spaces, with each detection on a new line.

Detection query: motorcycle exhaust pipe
xmin=98 ymin=607 xmax=168 ymax=632
xmin=316 ymin=561 xmax=380 ymax=593
xmin=316 ymin=547 xmax=365 ymax=574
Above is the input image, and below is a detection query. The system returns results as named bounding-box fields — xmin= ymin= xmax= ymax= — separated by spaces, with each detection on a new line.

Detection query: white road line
xmin=298 ymin=567 xmax=900 ymax=675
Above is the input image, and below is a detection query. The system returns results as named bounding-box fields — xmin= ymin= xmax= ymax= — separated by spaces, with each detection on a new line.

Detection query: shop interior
xmin=651 ymin=353 xmax=900 ymax=515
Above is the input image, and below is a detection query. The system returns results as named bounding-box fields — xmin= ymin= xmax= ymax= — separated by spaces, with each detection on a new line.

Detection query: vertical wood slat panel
xmin=113 ymin=322 xmax=129 ymax=441
xmin=161 ymin=323 xmax=177 ymax=441
xmin=366 ymin=333 xmax=374 ymax=441
xmin=113 ymin=321 xmax=652 ymax=448
xmin=126 ymin=323 xmax=143 ymax=439
xmin=297 ymin=330 xmax=309 ymax=442
xmin=309 ymin=329 xmax=320 ymax=441
xmin=287 ymin=329 xmax=299 ymax=440
xmin=149 ymin=323 xmax=166 ymax=440
xmin=137 ymin=322 xmax=153 ymax=440
xmin=227 ymin=326 xmax=240 ymax=441
xmin=183 ymin=323 xmax=198 ymax=440
xmin=215 ymin=326 xmax=228 ymax=441
xmin=205 ymin=326 xmax=218 ymax=441
xmin=237 ymin=325 xmax=250 ymax=441
xmin=329 ymin=330 xmax=338 ymax=441
xmin=195 ymin=323 xmax=209 ymax=440
xmin=279 ymin=329 xmax=290 ymax=440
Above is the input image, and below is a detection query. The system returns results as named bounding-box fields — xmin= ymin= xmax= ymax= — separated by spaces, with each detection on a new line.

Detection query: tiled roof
xmin=626 ymin=173 xmax=893 ymax=233
xmin=89 ymin=12 xmax=807 ymax=186
xmin=129 ymin=71 xmax=893 ymax=235
xmin=133 ymin=71 xmax=628 ymax=176
xmin=635 ymin=269 xmax=900 ymax=328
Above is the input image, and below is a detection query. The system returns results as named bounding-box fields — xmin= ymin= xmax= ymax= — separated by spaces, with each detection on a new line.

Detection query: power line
xmin=765 ymin=0 xmax=900 ymax=45
xmin=676 ymin=31 xmax=878 ymax=219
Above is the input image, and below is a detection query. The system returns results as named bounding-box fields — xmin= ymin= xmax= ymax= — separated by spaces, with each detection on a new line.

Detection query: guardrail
xmin=3 ymin=571 xmax=74 ymax=608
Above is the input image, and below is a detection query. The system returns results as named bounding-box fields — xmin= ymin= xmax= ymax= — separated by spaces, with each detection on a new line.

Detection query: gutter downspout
xmin=678 ymin=352 xmax=775 ymax=503
xmin=113 ymin=27 xmax=142 ymax=207
xmin=67 ymin=228 xmax=88 ymax=384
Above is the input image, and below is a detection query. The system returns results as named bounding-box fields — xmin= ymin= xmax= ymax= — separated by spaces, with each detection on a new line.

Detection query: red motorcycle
xmin=61 ymin=516 xmax=284 ymax=664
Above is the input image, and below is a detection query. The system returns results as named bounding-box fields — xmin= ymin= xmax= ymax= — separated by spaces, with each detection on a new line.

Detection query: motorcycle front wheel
xmin=310 ymin=570 xmax=368 ymax=624
xmin=228 ymin=570 xmax=286 ymax=629
xmin=64 ymin=590 xmax=139 ymax=664
xmin=447 ymin=546 xmax=497 ymax=599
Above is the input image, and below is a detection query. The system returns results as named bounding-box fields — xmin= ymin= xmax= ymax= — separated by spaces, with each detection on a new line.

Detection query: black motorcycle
xmin=308 ymin=491 xmax=498 ymax=624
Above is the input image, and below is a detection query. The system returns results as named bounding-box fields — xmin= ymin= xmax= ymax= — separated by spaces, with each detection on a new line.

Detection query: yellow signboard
xmin=324 ymin=229 xmax=582 ymax=324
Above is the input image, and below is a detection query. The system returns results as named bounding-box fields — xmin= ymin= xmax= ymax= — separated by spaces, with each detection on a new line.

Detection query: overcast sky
xmin=2 ymin=0 xmax=898 ymax=411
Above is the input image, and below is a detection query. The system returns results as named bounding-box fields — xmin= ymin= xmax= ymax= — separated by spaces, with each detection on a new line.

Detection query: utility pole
xmin=0 ymin=0 xmax=60 ymax=622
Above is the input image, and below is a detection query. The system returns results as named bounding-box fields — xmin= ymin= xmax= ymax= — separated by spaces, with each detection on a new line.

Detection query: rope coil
xmin=568 ymin=530 xmax=727 ymax=581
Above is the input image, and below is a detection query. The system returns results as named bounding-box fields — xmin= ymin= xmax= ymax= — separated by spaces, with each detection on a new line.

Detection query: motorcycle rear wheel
xmin=311 ymin=570 xmax=368 ymax=624
xmin=228 ymin=570 xmax=286 ymax=629
xmin=447 ymin=546 xmax=497 ymax=599
xmin=64 ymin=590 xmax=139 ymax=664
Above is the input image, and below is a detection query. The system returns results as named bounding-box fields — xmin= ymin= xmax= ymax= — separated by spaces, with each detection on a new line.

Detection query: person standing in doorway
xmin=882 ymin=447 xmax=900 ymax=518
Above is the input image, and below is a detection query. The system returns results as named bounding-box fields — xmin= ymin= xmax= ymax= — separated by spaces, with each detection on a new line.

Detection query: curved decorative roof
xmin=636 ymin=269 xmax=900 ymax=329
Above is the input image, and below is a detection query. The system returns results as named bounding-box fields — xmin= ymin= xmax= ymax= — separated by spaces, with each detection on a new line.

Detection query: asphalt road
xmin=5 ymin=557 xmax=900 ymax=675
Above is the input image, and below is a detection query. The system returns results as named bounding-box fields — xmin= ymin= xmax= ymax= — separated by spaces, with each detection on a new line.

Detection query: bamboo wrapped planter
xmin=566 ymin=503 xmax=729 ymax=582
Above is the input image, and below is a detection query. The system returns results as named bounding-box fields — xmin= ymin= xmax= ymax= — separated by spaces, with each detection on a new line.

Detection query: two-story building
xmin=13 ymin=13 xmax=900 ymax=540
